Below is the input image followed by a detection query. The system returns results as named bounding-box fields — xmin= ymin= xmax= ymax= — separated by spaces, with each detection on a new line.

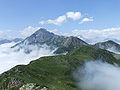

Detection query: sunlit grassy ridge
xmin=0 ymin=45 xmax=119 ymax=90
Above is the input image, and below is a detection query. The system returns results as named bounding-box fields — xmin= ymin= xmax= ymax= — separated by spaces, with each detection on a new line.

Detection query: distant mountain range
xmin=12 ymin=28 xmax=88 ymax=54
xmin=0 ymin=38 xmax=23 ymax=45
xmin=11 ymin=28 xmax=120 ymax=54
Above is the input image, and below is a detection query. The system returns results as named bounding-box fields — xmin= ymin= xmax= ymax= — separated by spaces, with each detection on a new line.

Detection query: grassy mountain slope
xmin=0 ymin=46 xmax=119 ymax=90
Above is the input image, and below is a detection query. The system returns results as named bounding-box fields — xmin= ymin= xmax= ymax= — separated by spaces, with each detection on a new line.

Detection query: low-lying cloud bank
xmin=72 ymin=28 xmax=120 ymax=44
xmin=74 ymin=61 xmax=120 ymax=90
xmin=0 ymin=42 xmax=55 ymax=74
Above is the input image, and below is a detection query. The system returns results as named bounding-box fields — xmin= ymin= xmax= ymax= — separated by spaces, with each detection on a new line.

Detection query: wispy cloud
xmin=74 ymin=61 xmax=120 ymax=90
xmin=72 ymin=27 xmax=120 ymax=44
xmin=79 ymin=17 xmax=94 ymax=24
xmin=39 ymin=11 xmax=82 ymax=25
xmin=0 ymin=30 xmax=22 ymax=40
xmin=39 ymin=15 xmax=67 ymax=25
xmin=21 ymin=26 xmax=40 ymax=37
xmin=66 ymin=11 xmax=81 ymax=20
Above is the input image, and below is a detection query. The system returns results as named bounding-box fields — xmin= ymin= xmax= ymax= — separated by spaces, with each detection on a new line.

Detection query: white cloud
xmin=72 ymin=27 xmax=120 ymax=44
xmin=0 ymin=30 xmax=21 ymax=40
xmin=39 ymin=15 xmax=67 ymax=25
xmin=0 ymin=30 xmax=13 ymax=39
xmin=74 ymin=61 xmax=120 ymax=90
xmin=21 ymin=26 xmax=40 ymax=37
xmin=47 ymin=15 xmax=67 ymax=25
xmin=39 ymin=20 xmax=46 ymax=25
xmin=79 ymin=17 xmax=93 ymax=24
xmin=39 ymin=11 xmax=82 ymax=25
xmin=66 ymin=11 xmax=81 ymax=20
xmin=0 ymin=42 xmax=56 ymax=73
xmin=48 ymin=29 xmax=70 ymax=36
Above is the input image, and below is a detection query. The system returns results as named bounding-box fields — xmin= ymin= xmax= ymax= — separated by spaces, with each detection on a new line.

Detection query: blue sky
xmin=0 ymin=0 xmax=120 ymax=39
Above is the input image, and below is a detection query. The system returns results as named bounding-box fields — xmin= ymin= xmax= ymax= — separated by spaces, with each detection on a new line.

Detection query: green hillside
xmin=0 ymin=46 xmax=119 ymax=90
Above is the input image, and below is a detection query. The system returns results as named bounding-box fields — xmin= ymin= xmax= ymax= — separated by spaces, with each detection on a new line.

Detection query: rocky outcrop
xmin=95 ymin=40 xmax=120 ymax=53
xmin=19 ymin=83 xmax=47 ymax=90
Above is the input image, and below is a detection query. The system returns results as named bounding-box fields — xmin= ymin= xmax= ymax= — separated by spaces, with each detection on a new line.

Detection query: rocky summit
xmin=95 ymin=40 xmax=120 ymax=53
xmin=12 ymin=28 xmax=88 ymax=54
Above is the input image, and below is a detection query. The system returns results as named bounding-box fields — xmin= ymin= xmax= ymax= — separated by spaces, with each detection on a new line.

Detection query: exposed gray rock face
xmin=63 ymin=36 xmax=87 ymax=47
xmin=24 ymin=28 xmax=55 ymax=44
xmin=7 ymin=78 xmax=23 ymax=88
xmin=19 ymin=83 xmax=40 ymax=90
xmin=0 ymin=77 xmax=23 ymax=90
xmin=19 ymin=83 xmax=47 ymax=90
xmin=95 ymin=40 xmax=120 ymax=53
xmin=12 ymin=28 xmax=88 ymax=54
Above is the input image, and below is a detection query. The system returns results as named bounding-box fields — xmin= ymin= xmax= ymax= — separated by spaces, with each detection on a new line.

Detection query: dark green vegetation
xmin=0 ymin=45 xmax=120 ymax=90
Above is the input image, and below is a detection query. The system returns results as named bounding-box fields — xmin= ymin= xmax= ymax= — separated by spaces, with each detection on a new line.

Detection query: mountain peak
xmin=95 ymin=40 xmax=120 ymax=53
xmin=12 ymin=28 xmax=88 ymax=54
xmin=25 ymin=28 xmax=55 ymax=44
xmin=33 ymin=28 xmax=54 ymax=36
xmin=35 ymin=28 xmax=49 ymax=33
xmin=63 ymin=36 xmax=88 ymax=47
xmin=96 ymin=40 xmax=119 ymax=45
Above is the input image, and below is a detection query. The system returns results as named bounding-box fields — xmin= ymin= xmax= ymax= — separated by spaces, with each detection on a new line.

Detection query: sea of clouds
xmin=74 ymin=61 xmax=120 ymax=90
xmin=0 ymin=42 xmax=55 ymax=73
